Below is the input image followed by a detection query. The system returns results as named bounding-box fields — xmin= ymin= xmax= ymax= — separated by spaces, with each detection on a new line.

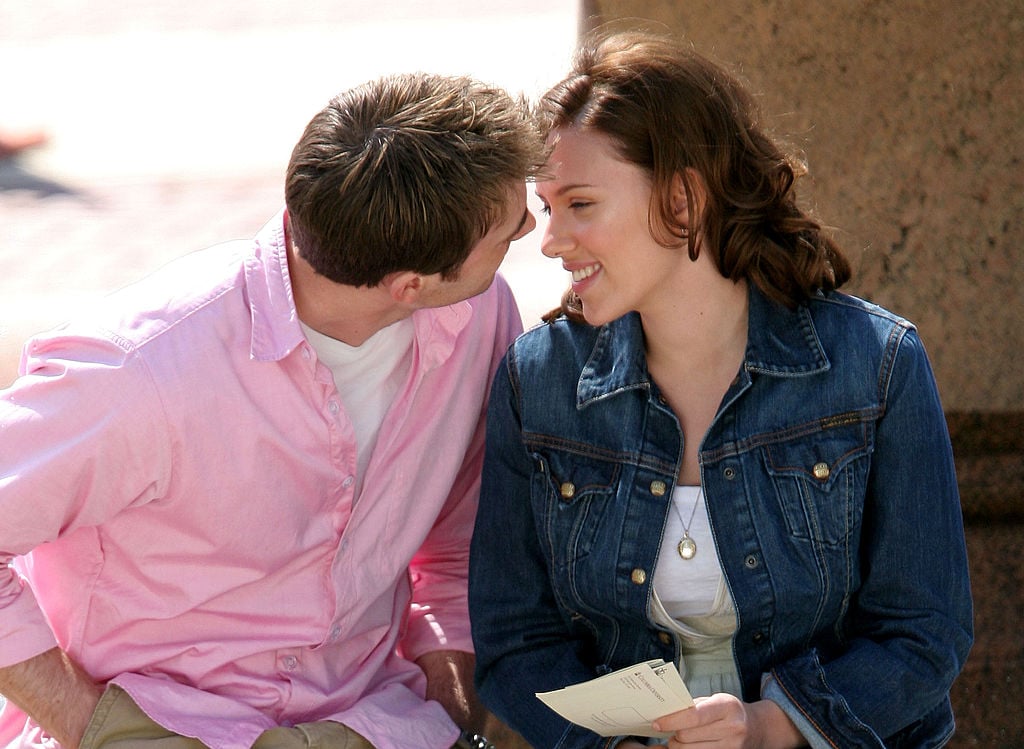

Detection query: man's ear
xmin=384 ymin=271 xmax=426 ymax=306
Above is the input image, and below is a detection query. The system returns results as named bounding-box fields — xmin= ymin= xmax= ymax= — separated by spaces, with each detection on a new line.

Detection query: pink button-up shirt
xmin=0 ymin=213 xmax=522 ymax=749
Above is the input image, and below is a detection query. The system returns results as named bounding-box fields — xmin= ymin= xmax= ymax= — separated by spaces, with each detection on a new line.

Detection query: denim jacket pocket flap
xmin=761 ymin=423 xmax=871 ymax=492
xmin=533 ymin=450 xmax=620 ymax=505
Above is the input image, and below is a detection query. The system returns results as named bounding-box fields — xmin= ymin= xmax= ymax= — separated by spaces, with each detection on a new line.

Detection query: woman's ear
xmin=670 ymin=169 xmax=706 ymax=230
xmin=670 ymin=172 xmax=690 ymax=226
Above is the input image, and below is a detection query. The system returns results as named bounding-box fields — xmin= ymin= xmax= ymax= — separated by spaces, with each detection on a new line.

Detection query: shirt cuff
xmin=761 ymin=673 xmax=832 ymax=749
xmin=400 ymin=608 xmax=473 ymax=662
xmin=0 ymin=575 xmax=60 ymax=668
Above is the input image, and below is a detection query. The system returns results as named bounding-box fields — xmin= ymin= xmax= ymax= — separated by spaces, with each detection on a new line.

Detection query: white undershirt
xmin=652 ymin=485 xmax=724 ymax=617
xmin=300 ymin=318 xmax=414 ymax=495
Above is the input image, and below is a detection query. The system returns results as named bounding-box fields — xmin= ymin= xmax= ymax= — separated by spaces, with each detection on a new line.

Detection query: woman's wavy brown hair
xmin=538 ymin=30 xmax=851 ymax=322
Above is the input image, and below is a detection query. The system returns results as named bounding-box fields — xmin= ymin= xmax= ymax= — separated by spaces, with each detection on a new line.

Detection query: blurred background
xmin=0 ymin=0 xmax=578 ymax=387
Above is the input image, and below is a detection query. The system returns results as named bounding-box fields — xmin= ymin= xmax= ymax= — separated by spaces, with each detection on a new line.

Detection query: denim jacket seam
xmin=525 ymin=433 xmax=677 ymax=476
xmin=701 ymin=407 xmax=882 ymax=463
xmin=876 ymin=321 xmax=909 ymax=405
xmin=770 ymin=671 xmax=842 ymax=749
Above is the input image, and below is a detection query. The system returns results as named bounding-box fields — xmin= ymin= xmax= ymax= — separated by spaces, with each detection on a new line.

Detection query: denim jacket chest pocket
xmin=760 ymin=419 xmax=874 ymax=548
xmin=531 ymin=448 xmax=620 ymax=568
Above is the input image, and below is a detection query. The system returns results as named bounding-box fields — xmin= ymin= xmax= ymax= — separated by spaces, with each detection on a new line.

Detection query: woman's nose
xmin=541 ymin=221 xmax=572 ymax=259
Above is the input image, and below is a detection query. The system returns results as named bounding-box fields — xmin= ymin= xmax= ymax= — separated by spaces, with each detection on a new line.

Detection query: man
xmin=0 ymin=72 xmax=543 ymax=749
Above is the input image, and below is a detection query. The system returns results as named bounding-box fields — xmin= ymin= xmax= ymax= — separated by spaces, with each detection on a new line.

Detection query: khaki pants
xmin=81 ymin=685 xmax=375 ymax=749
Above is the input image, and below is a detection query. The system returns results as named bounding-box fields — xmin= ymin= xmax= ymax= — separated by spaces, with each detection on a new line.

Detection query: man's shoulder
xmin=74 ymin=241 xmax=252 ymax=345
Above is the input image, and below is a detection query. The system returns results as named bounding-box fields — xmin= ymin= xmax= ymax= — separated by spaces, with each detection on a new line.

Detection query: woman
xmin=468 ymin=30 xmax=972 ymax=749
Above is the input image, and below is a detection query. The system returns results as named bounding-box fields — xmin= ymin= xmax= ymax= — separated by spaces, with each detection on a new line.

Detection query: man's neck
xmin=287 ymin=243 xmax=412 ymax=347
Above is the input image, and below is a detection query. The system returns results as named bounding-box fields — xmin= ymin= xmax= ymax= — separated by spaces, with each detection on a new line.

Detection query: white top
xmin=651 ymin=485 xmax=742 ymax=698
xmin=300 ymin=318 xmax=414 ymax=495
xmin=652 ymin=486 xmax=722 ymax=616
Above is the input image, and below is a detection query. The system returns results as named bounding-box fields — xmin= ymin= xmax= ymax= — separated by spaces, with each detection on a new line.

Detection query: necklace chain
xmin=669 ymin=488 xmax=702 ymax=560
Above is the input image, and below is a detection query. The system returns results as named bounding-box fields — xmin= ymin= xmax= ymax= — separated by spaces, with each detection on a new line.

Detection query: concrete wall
xmin=581 ymin=0 xmax=1023 ymax=414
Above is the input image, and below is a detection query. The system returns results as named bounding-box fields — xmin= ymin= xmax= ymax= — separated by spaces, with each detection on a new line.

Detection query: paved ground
xmin=0 ymin=0 xmax=578 ymax=387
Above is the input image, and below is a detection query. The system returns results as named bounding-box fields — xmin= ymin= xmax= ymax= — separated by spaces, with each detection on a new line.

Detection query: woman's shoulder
xmin=808 ymin=290 xmax=918 ymax=342
xmin=512 ymin=315 xmax=603 ymax=356
xmin=506 ymin=314 xmax=611 ymax=383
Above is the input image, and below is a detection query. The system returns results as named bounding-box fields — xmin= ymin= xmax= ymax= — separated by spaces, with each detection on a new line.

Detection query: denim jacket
xmin=470 ymin=287 xmax=973 ymax=749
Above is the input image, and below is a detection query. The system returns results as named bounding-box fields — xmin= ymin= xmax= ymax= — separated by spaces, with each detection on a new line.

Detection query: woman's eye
xmin=569 ymin=201 xmax=592 ymax=210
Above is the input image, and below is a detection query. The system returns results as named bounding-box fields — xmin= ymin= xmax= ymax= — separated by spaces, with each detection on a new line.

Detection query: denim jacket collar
xmin=577 ymin=286 xmax=831 ymax=408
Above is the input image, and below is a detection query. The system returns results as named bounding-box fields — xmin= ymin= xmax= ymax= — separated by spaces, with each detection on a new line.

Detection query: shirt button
xmin=559 ymin=482 xmax=576 ymax=499
xmin=630 ymin=568 xmax=647 ymax=585
xmin=330 ymin=624 xmax=342 ymax=640
xmin=342 ymin=475 xmax=354 ymax=489
xmin=658 ymin=632 xmax=672 ymax=645
xmin=752 ymin=631 xmax=766 ymax=644
xmin=328 ymin=401 xmax=340 ymax=415
xmin=302 ymin=348 xmax=311 ymax=360
xmin=650 ymin=480 xmax=667 ymax=497
xmin=744 ymin=554 xmax=759 ymax=569
xmin=281 ymin=655 xmax=298 ymax=671
xmin=813 ymin=462 xmax=831 ymax=480
xmin=723 ymin=467 xmax=737 ymax=480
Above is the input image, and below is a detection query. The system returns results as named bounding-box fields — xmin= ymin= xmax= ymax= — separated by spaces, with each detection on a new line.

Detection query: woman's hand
xmin=651 ymin=694 xmax=806 ymax=749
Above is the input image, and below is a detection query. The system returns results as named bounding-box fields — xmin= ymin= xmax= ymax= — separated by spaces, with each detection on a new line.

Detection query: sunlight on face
xmin=535 ymin=128 xmax=687 ymax=326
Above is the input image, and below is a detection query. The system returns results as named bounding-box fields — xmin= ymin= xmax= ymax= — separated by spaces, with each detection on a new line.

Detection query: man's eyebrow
xmin=505 ymin=206 xmax=530 ymax=241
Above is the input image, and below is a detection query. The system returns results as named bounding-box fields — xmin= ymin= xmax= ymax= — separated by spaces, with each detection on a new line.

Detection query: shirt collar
xmin=244 ymin=210 xmax=305 ymax=362
xmin=410 ymin=299 xmax=473 ymax=371
xmin=577 ymin=285 xmax=831 ymax=407
xmin=243 ymin=209 xmax=473 ymax=367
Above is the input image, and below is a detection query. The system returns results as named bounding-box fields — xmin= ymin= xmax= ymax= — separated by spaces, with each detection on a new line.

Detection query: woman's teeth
xmin=572 ymin=264 xmax=601 ymax=282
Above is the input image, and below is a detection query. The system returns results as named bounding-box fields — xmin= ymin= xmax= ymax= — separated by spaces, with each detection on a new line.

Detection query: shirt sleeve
xmin=401 ymin=276 xmax=523 ymax=660
xmin=0 ymin=331 xmax=170 ymax=667
xmin=761 ymin=674 xmax=832 ymax=749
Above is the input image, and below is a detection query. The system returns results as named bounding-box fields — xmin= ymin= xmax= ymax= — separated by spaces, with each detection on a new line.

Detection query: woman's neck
xmin=640 ymin=268 xmax=749 ymax=374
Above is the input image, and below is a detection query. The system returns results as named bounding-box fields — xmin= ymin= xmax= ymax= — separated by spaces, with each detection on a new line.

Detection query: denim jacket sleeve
xmin=767 ymin=327 xmax=973 ymax=747
xmin=469 ymin=355 xmax=624 ymax=749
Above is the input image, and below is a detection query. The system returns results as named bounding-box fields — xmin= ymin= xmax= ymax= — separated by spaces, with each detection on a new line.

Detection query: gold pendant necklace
xmin=671 ymin=489 xmax=702 ymax=560
xmin=677 ymin=533 xmax=697 ymax=560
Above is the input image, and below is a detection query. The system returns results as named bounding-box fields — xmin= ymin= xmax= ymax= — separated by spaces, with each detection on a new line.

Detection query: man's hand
xmin=0 ymin=647 xmax=103 ymax=749
xmin=415 ymin=650 xmax=487 ymax=735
